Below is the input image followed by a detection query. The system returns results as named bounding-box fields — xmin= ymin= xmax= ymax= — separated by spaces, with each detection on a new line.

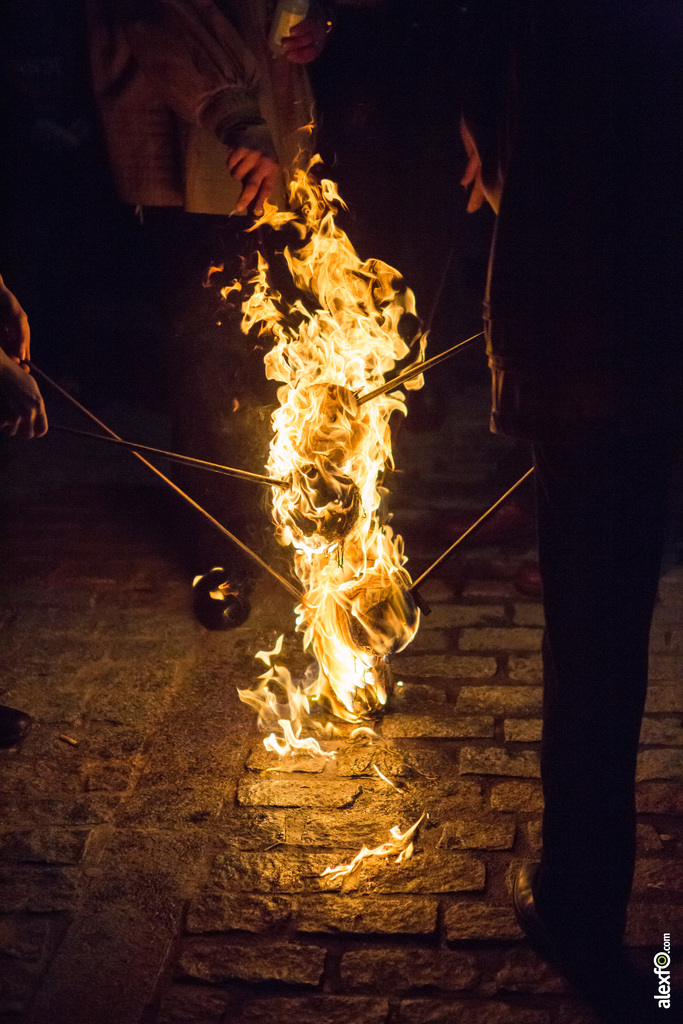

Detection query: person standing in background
xmin=459 ymin=2 xmax=681 ymax=1022
xmin=87 ymin=0 xmax=330 ymax=217
xmin=86 ymin=0 xmax=332 ymax=597
xmin=0 ymin=273 xmax=48 ymax=746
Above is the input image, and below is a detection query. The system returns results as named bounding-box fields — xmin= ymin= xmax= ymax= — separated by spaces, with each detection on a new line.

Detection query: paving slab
xmin=1 ymin=467 xmax=679 ymax=1024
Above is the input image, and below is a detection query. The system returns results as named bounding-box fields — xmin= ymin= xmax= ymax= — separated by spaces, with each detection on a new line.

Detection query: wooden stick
xmin=410 ymin=468 xmax=535 ymax=593
xmin=356 ymin=331 xmax=484 ymax=406
xmin=52 ymin=424 xmax=287 ymax=488
xmin=29 ymin=363 xmax=302 ymax=600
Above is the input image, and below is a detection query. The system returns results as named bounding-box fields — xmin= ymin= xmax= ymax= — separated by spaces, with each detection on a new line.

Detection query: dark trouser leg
xmin=532 ymin=434 xmax=673 ymax=951
xmin=147 ymin=211 xmax=277 ymax=576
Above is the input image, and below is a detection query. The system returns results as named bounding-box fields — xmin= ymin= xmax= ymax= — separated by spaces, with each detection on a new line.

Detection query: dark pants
xmin=532 ymin=433 xmax=674 ymax=951
xmin=137 ymin=209 xmax=279 ymax=576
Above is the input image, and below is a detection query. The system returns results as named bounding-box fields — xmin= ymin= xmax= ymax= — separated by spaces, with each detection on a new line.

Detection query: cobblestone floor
xmin=0 ymin=407 xmax=681 ymax=1024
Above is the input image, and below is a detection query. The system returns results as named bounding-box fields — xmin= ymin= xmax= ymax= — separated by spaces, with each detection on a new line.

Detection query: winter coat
xmin=87 ymin=0 xmax=315 ymax=214
xmin=463 ymin=0 xmax=681 ymax=442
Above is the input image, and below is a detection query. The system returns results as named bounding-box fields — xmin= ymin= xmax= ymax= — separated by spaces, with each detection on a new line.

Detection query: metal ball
xmin=341 ymin=582 xmax=419 ymax=659
xmin=288 ymin=463 xmax=361 ymax=542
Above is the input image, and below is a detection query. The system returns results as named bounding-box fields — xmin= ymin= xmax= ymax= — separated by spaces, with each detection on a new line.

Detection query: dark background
xmin=0 ymin=0 xmax=494 ymax=417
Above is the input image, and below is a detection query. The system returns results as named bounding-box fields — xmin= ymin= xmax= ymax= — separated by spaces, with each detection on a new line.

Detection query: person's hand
xmin=0 ymin=348 xmax=48 ymax=438
xmin=281 ymin=17 xmax=327 ymax=64
xmin=0 ymin=273 xmax=30 ymax=362
xmin=227 ymin=148 xmax=280 ymax=215
xmin=460 ymin=120 xmax=489 ymax=214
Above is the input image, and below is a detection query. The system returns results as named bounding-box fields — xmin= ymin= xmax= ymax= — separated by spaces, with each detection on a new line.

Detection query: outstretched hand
xmin=227 ymin=148 xmax=280 ymax=215
xmin=460 ymin=120 xmax=489 ymax=214
xmin=0 ymin=349 xmax=48 ymax=438
xmin=0 ymin=275 xmax=47 ymax=438
xmin=0 ymin=273 xmax=30 ymax=363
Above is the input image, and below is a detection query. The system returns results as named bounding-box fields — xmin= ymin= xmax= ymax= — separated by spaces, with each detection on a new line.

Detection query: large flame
xmin=234 ymin=157 xmax=424 ymax=751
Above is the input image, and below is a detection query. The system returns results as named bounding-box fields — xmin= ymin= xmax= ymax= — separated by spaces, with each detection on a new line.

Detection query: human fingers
xmin=466 ymin=179 xmax=487 ymax=213
xmin=3 ymin=369 xmax=46 ymax=438
xmin=0 ymin=291 xmax=30 ymax=362
xmin=33 ymin=394 xmax=48 ymax=437
xmin=227 ymin=146 xmax=248 ymax=173
xmin=227 ymin=148 xmax=261 ymax=180
xmin=235 ymin=171 xmax=264 ymax=213
xmin=0 ymin=415 xmax=19 ymax=437
xmin=282 ymin=19 xmax=325 ymax=62
xmin=0 ymin=397 xmax=23 ymax=436
xmin=15 ymin=408 xmax=35 ymax=439
xmin=4 ymin=310 xmax=30 ymax=362
xmin=234 ymin=156 xmax=279 ymax=213
xmin=15 ymin=304 xmax=30 ymax=362
xmin=252 ymin=166 xmax=278 ymax=216
xmin=13 ymin=389 xmax=46 ymax=439
xmin=461 ymin=150 xmax=480 ymax=189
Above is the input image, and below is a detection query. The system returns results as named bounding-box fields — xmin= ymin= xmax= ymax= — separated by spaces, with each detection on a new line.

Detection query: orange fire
xmin=234 ymin=156 xmax=425 ymax=756
xmin=322 ymin=812 xmax=425 ymax=884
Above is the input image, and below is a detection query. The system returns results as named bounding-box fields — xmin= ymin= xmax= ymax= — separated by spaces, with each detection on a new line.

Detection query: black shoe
xmin=0 ymin=705 xmax=32 ymax=748
xmin=192 ymin=568 xmax=251 ymax=630
xmin=512 ymin=861 xmax=569 ymax=960
xmin=513 ymin=862 xmax=666 ymax=1024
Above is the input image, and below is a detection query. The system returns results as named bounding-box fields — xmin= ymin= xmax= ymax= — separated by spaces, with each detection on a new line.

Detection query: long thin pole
xmin=356 ymin=331 xmax=484 ymax=407
xmin=409 ymin=467 xmax=535 ymax=593
xmin=423 ymin=247 xmax=455 ymax=335
xmin=51 ymin=424 xmax=287 ymax=488
xmin=29 ymin=363 xmax=302 ymax=600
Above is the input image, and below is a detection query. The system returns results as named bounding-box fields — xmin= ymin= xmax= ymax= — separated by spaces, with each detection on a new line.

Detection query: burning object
xmin=288 ymin=461 xmax=361 ymax=544
xmin=341 ymin=570 xmax=419 ymax=659
xmin=234 ymin=157 xmax=425 ymax=738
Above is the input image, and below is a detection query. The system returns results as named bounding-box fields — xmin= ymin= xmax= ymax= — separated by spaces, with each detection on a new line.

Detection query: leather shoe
xmin=0 ymin=705 xmax=32 ymax=748
xmin=513 ymin=862 xmax=667 ymax=1024
xmin=512 ymin=861 xmax=572 ymax=967
xmin=192 ymin=568 xmax=251 ymax=630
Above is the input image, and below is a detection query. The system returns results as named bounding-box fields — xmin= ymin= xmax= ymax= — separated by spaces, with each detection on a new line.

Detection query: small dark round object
xmin=192 ymin=568 xmax=251 ymax=631
xmin=397 ymin=311 xmax=423 ymax=347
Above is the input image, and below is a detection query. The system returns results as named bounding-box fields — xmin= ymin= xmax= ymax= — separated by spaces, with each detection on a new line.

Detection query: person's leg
xmin=532 ymin=433 xmax=673 ymax=952
xmin=152 ymin=212 xmax=277 ymax=578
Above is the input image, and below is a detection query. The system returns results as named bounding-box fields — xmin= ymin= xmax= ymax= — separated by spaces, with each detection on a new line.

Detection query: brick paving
xmin=1 ymin=5 xmax=680 ymax=1019
xmin=0 ymin=407 xmax=681 ymax=1024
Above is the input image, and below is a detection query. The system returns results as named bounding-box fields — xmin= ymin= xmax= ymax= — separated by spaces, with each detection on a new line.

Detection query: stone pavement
xmin=0 ymin=407 xmax=682 ymax=1024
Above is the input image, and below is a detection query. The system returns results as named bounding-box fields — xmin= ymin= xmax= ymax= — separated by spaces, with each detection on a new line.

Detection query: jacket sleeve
xmin=117 ymin=0 xmax=277 ymax=157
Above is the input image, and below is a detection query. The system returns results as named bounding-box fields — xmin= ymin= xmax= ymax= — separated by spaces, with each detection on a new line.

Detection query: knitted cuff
xmin=217 ymin=119 xmax=278 ymax=162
